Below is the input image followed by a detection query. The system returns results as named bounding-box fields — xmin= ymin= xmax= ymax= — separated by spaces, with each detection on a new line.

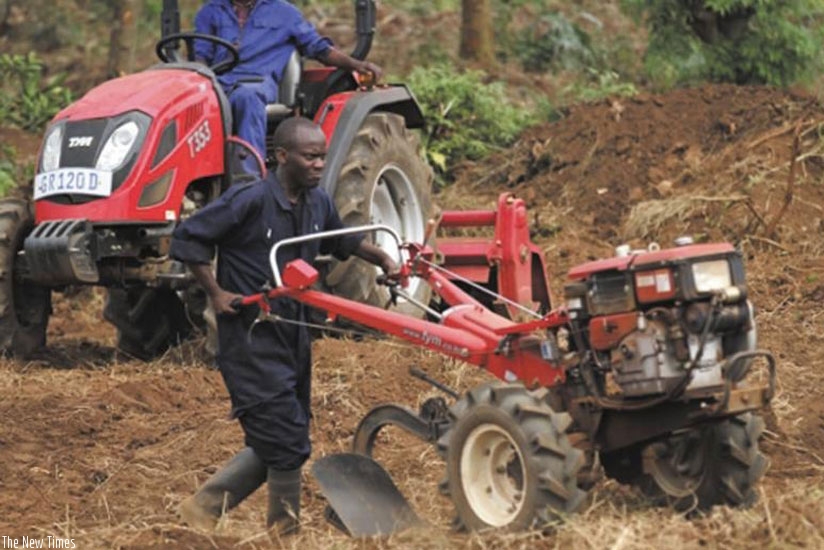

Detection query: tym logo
xmin=68 ymin=136 xmax=94 ymax=148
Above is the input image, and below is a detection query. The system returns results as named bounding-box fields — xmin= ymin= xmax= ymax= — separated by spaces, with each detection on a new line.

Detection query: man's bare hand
xmin=381 ymin=257 xmax=399 ymax=278
xmin=211 ymin=288 xmax=244 ymax=315
xmin=357 ymin=61 xmax=383 ymax=82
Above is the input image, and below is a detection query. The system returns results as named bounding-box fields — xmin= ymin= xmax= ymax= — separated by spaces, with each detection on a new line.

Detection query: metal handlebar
xmin=268 ymin=224 xmax=403 ymax=287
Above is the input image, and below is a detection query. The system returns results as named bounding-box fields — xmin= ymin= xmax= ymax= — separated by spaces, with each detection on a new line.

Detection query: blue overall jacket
xmin=170 ymin=173 xmax=361 ymax=468
xmin=194 ymin=0 xmax=332 ymax=92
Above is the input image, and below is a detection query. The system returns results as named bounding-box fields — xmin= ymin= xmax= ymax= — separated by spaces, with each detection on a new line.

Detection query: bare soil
xmin=1 ymin=83 xmax=823 ymax=549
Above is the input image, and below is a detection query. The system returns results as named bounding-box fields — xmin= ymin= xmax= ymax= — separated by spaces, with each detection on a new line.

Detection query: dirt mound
xmin=451 ymin=84 xmax=823 ymax=252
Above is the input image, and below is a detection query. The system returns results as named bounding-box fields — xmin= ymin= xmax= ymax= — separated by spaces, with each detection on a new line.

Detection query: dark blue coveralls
xmin=194 ymin=0 xmax=333 ymax=158
xmin=170 ymin=173 xmax=361 ymax=470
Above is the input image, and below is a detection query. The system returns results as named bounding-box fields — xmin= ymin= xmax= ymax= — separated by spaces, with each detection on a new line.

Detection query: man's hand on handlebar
xmin=381 ymin=257 xmax=399 ymax=278
xmin=211 ymin=288 xmax=244 ymax=315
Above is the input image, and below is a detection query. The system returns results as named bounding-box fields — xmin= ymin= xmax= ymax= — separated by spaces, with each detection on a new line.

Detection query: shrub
xmin=512 ymin=12 xmax=595 ymax=73
xmin=0 ymin=52 xmax=72 ymax=131
xmin=0 ymin=162 xmax=16 ymax=198
xmin=622 ymin=0 xmax=824 ymax=87
xmin=406 ymin=63 xmax=536 ymax=182
xmin=562 ymin=68 xmax=639 ymax=103
xmin=0 ymin=145 xmax=34 ymax=199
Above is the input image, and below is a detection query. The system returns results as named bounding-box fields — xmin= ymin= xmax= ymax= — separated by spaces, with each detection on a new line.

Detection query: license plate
xmin=34 ymin=168 xmax=113 ymax=200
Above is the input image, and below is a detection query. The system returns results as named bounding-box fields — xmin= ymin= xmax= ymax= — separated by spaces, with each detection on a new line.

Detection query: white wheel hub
xmin=370 ymin=163 xmax=425 ymax=298
xmin=460 ymin=422 xmax=526 ymax=527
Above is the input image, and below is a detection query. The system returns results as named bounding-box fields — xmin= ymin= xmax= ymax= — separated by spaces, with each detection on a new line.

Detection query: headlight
xmin=692 ymin=259 xmax=732 ymax=293
xmin=41 ymin=124 xmax=63 ymax=172
xmin=96 ymin=121 xmax=140 ymax=171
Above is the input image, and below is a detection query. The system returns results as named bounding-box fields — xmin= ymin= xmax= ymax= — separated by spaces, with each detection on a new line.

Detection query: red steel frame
xmin=437 ymin=193 xmax=552 ymax=317
xmin=237 ymin=243 xmax=568 ymax=388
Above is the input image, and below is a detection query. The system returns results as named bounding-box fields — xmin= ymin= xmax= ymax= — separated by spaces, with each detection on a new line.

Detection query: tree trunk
xmin=0 ymin=0 xmax=11 ymax=37
xmin=107 ymin=0 xmax=136 ymax=77
xmin=460 ymin=0 xmax=494 ymax=66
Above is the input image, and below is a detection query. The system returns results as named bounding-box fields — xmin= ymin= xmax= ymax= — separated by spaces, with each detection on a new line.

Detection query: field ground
xmin=1 ymin=84 xmax=823 ymax=549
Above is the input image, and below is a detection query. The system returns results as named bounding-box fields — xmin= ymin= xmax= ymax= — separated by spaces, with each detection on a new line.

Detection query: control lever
xmin=229 ymin=285 xmax=277 ymax=340
xmin=377 ymin=274 xmax=400 ymax=308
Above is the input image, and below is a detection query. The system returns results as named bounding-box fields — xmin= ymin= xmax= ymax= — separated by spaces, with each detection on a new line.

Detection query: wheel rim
xmin=370 ymin=163 xmax=425 ymax=298
xmin=643 ymin=431 xmax=707 ymax=498
xmin=460 ymin=422 xmax=526 ymax=527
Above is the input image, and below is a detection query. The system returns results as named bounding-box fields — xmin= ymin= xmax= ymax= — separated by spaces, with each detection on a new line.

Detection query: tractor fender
xmin=315 ymin=85 xmax=425 ymax=195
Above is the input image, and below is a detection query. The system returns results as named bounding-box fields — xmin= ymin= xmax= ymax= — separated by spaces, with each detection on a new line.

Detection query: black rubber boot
xmin=266 ymin=467 xmax=302 ymax=535
xmin=178 ymin=447 xmax=268 ymax=530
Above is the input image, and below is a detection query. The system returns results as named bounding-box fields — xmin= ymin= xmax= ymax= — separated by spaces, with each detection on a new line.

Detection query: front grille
xmin=588 ymin=271 xmax=636 ymax=315
xmin=183 ymin=102 xmax=204 ymax=134
xmin=61 ymin=119 xmax=108 ymax=168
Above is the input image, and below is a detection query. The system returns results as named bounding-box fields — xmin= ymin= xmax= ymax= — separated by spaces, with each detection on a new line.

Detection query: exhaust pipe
xmin=160 ymin=0 xmax=181 ymax=61
xmin=350 ymin=0 xmax=376 ymax=61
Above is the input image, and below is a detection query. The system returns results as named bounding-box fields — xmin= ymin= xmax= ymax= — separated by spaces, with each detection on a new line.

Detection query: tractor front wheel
xmin=0 ymin=198 xmax=51 ymax=357
xmin=638 ymin=413 xmax=768 ymax=512
xmin=325 ymin=112 xmax=433 ymax=316
xmin=103 ymin=287 xmax=202 ymax=361
xmin=438 ymin=382 xmax=588 ymax=530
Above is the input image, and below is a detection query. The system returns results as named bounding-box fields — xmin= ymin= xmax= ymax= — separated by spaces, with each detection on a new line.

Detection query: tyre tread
xmin=443 ymin=381 xmax=588 ymax=530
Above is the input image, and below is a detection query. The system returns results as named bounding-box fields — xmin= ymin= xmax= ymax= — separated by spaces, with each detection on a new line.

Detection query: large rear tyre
xmin=103 ymin=287 xmax=202 ymax=361
xmin=325 ymin=112 xmax=433 ymax=316
xmin=438 ymin=382 xmax=588 ymax=531
xmin=0 ymin=198 xmax=51 ymax=357
xmin=638 ymin=413 xmax=768 ymax=512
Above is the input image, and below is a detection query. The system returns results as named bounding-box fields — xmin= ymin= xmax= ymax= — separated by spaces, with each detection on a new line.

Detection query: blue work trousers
xmin=226 ymin=79 xmax=278 ymax=161
xmin=218 ymin=303 xmax=312 ymax=471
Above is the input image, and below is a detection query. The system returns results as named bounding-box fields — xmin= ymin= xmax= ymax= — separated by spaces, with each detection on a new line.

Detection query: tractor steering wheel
xmin=155 ymin=33 xmax=240 ymax=75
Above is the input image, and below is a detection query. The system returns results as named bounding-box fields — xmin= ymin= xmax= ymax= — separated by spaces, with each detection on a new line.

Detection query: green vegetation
xmin=0 ymin=145 xmax=34 ymax=198
xmin=509 ymin=12 xmax=595 ymax=72
xmin=562 ymin=69 xmax=638 ymax=103
xmin=622 ymin=0 xmax=824 ymax=87
xmin=0 ymin=53 xmax=72 ymax=131
xmin=406 ymin=64 xmax=538 ymax=181
xmin=0 ymin=161 xmax=16 ymax=197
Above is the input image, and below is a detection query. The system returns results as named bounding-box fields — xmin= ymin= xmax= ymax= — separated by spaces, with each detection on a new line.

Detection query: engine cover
xmin=611 ymin=321 xmax=723 ymax=397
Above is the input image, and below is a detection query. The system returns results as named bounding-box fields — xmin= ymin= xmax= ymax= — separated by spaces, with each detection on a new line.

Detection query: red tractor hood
xmin=55 ymin=68 xmax=214 ymax=121
xmin=568 ymin=243 xmax=735 ymax=281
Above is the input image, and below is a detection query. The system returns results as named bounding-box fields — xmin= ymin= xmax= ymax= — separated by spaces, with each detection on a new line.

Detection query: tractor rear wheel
xmin=325 ymin=112 xmax=433 ymax=316
xmin=103 ymin=287 xmax=201 ymax=361
xmin=438 ymin=382 xmax=588 ymax=530
xmin=0 ymin=198 xmax=51 ymax=357
xmin=638 ymin=413 xmax=768 ymax=512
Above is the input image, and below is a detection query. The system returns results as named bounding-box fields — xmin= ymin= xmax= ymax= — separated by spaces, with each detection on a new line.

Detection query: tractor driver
xmin=170 ymin=117 xmax=398 ymax=533
xmin=194 ymin=0 xmax=382 ymax=163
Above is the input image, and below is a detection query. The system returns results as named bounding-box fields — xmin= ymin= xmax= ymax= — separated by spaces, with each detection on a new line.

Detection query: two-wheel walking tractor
xmin=235 ymin=192 xmax=774 ymax=535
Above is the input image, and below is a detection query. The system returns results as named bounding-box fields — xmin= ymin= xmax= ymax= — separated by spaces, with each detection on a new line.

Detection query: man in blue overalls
xmin=172 ymin=117 xmax=397 ymax=533
xmin=194 ymin=0 xmax=382 ymax=161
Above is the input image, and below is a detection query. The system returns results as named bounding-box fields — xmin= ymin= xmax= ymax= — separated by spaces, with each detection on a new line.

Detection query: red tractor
xmin=0 ymin=0 xmax=432 ymax=358
xmin=230 ymin=194 xmax=774 ymax=535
